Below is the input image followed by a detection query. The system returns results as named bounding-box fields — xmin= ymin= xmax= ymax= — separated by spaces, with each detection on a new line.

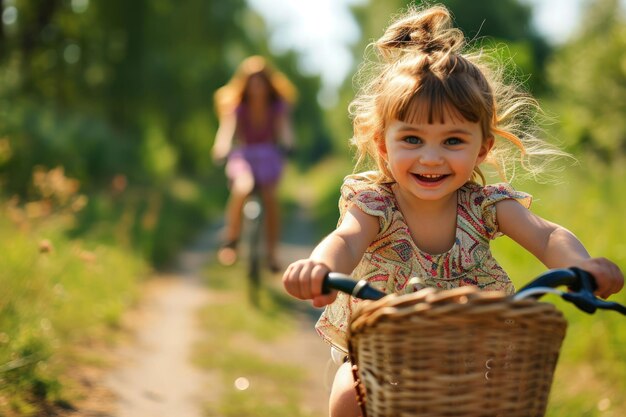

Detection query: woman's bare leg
xmin=260 ymin=183 xmax=280 ymax=270
xmin=329 ymin=362 xmax=361 ymax=417
xmin=218 ymin=171 xmax=254 ymax=265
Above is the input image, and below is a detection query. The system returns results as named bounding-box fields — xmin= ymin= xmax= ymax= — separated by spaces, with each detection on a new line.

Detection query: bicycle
xmin=322 ymin=268 xmax=626 ymax=417
xmin=242 ymin=187 xmax=263 ymax=306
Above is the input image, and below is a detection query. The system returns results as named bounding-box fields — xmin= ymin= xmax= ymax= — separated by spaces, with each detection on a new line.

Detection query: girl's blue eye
xmin=404 ymin=136 xmax=421 ymax=145
xmin=445 ymin=137 xmax=463 ymax=145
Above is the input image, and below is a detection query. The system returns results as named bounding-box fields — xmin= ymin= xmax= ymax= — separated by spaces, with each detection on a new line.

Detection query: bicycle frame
xmin=243 ymin=189 xmax=263 ymax=305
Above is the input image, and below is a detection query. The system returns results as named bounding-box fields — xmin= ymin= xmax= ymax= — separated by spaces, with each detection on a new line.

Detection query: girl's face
xmin=381 ymin=107 xmax=493 ymax=203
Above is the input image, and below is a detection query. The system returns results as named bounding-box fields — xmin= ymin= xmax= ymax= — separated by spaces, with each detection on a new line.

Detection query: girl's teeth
xmin=415 ymin=173 xmax=446 ymax=182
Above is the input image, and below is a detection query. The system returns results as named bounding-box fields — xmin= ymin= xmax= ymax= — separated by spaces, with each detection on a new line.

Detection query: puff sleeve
xmin=338 ymin=173 xmax=394 ymax=233
xmin=481 ymin=183 xmax=532 ymax=239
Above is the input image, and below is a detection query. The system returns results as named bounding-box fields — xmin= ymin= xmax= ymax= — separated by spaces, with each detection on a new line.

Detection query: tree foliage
xmin=0 ymin=0 xmax=331 ymax=196
xmin=546 ymin=0 xmax=626 ymax=160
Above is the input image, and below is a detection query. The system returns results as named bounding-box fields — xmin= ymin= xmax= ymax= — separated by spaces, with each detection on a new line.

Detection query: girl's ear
xmin=476 ymin=136 xmax=494 ymax=164
xmin=377 ymin=138 xmax=388 ymax=158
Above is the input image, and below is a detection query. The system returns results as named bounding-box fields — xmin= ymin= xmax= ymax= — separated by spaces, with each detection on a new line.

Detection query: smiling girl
xmin=281 ymin=5 xmax=624 ymax=417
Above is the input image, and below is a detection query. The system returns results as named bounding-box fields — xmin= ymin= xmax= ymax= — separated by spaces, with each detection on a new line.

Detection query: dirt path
xmin=101 ymin=229 xmax=218 ymax=417
xmin=67 ymin=206 xmax=333 ymax=417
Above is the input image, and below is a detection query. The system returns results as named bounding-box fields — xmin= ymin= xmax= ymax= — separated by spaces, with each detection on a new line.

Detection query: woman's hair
xmin=214 ymin=55 xmax=297 ymax=118
xmin=350 ymin=4 xmax=568 ymax=183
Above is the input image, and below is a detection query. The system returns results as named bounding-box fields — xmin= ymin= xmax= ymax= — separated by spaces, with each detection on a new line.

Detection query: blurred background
xmin=1 ymin=0 xmax=625 ymax=415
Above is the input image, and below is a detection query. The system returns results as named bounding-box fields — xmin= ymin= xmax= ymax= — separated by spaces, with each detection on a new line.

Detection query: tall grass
xmin=0 ymin=213 xmax=147 ymax=415
xmin=490 ymin=158 xmax=626 ymax=417
xmin=0 ymin=165 xmax=227 ymax=415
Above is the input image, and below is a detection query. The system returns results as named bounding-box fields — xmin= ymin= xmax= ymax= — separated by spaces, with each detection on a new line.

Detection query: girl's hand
xmin=574 ymin=257 xmax=624 ymax=299
xmin=282 ymin=259 xmax=337 ymax=307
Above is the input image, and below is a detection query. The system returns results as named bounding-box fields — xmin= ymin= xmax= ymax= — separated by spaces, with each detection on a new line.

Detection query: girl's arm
xmin=283 ymin=205 xmax=380 ymax=307
xmin=212 ymin=112 xmax=237 ymax=162
xmin=496 ymin=199 xmax=624 ymax=298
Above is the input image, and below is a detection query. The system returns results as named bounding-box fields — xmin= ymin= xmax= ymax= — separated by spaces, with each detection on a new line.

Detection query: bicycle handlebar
xmin=322 ymin=273 xmax=386 ymax=301
xmin=516 ymin=267 xmax=595 ymax=293
xmin=322 ymin=268 xmax=626 ymax=315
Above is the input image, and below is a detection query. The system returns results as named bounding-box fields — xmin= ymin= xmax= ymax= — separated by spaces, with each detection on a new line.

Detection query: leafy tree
xmin=546 ymin=0 xmax=626 ymax=160
xmin=0 ymin=0 xmax=331 ymax=195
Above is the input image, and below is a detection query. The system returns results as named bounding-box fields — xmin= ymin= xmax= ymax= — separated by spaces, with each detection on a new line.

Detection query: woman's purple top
xmin=235 ymin=100 xmax=286 ymax=145
xmin=225 ymin=100 xmax=288 ymax=186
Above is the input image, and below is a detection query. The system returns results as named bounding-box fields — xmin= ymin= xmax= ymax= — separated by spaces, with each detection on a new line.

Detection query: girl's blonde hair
xmin=214 ymin=56 xmax=297 ymax=118
xmin=350 ymin=5 xmax=567 ymax=183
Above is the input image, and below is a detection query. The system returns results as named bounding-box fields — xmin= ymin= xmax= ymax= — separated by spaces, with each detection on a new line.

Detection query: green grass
xmin=280 ymin=157 xmax=350 ymax=239
xmin=0 ymin=214 xmax=147 ymax=415
xmin=72 ymin=176 xmax=226 ymax=268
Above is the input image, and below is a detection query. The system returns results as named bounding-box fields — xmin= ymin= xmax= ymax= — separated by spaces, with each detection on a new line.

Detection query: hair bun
xmin=376 ymin=5 xmax=463 ymax=57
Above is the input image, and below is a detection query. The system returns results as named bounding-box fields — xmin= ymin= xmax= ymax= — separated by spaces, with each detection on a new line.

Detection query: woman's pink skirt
xmin=226 ymin=143 xmax=284 ymax=186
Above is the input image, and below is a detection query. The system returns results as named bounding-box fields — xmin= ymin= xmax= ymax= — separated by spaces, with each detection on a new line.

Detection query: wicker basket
xmin=347 ymin=286 xmax=567 ymax=417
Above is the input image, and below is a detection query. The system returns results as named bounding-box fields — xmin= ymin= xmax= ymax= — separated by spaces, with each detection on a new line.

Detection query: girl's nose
xmin=418 ymin=147 xmax=443 ymax=165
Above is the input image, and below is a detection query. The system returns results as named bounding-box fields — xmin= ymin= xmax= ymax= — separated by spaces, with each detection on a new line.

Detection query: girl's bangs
xmin=395 ymin=75 xmax=484 ymax=126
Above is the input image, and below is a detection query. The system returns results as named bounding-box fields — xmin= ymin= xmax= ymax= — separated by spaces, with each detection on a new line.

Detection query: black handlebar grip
xmin=322 ymin=272 xmax=386 ymax=301
xmin=517 ymin=267 xmax=597 ymax=294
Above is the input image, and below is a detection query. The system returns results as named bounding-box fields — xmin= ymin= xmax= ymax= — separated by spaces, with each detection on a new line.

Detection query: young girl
xmin=212 ymin=56 xmax=297 ymax=271
xmin=282 ymin=5 xmax=624 ymax=417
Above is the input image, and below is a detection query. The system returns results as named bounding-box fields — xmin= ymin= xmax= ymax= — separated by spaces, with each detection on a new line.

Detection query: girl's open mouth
xmin=413 ymin=173 xmax=449 ymax=183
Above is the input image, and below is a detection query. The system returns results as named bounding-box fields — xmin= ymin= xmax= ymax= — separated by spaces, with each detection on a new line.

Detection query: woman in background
xmin=212 ymin=56 xmax=297 ymax=272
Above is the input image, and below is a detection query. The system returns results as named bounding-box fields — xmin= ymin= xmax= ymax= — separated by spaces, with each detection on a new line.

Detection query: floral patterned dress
xmin=315 ymin=172 xmax=532 ymax=352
